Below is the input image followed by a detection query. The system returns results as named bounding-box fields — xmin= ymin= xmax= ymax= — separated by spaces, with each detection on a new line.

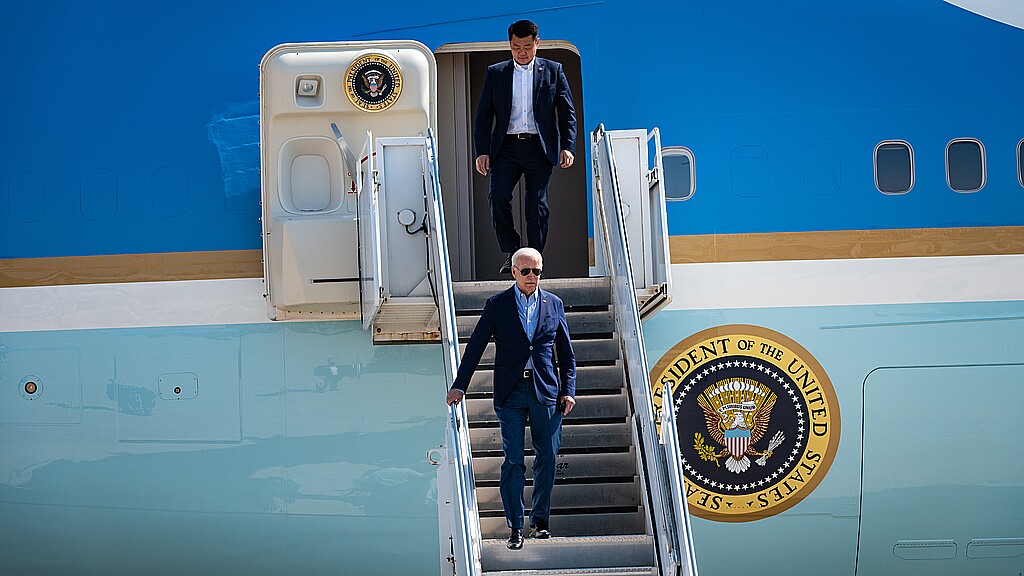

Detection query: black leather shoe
xmin=499 ymin=254 xmax=513 ymax=274
xmin=531 ymin=520 xmax=551 ymax=539
xmin=507 ymin=528 xmax=524 ymax=549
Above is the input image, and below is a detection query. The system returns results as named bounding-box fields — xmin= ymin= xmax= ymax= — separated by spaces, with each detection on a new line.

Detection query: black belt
xmin=510 ymin=133 xmax=538 ymax=139
xmin=521 ymin=369 xmax=534 ymax=379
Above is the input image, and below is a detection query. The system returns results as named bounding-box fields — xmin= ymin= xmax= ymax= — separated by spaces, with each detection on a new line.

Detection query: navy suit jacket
xmin=473 ymin=57 xmax=578 ymax=167
xmin=452 ymin=287 xmax=576 ymax=407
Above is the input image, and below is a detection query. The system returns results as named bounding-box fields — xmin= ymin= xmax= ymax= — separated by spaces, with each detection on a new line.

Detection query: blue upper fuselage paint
xmin=2 ymin=0 xmax=1023 ymax=259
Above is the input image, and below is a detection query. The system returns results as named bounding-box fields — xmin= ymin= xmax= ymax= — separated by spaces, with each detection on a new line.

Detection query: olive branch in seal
xmin=694 ymin=432 xmax=720 ymax=467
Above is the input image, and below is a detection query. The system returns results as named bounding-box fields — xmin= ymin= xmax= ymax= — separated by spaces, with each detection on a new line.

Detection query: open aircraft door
xmin=357 ymin=131 xmax=384 ymax=329
xmin=259 ymin=40 xmax=440 ymax=335
xmin=592 ymin=127 xmax=673 ymax=319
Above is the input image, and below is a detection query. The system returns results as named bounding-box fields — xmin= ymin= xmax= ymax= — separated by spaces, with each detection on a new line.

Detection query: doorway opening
xmin=435 ymin=41 xmax=588 ymax=281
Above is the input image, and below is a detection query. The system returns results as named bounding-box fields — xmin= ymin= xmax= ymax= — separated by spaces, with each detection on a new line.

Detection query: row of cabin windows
xmin=875 ymin=139 xmax=995 ymax=194
xmin=661 ymin=138 xmax=1024 ymax=200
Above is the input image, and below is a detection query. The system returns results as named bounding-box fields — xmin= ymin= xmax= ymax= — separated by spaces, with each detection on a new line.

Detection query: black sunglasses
xmin=515 ymin=266 xmax=543 ymax=276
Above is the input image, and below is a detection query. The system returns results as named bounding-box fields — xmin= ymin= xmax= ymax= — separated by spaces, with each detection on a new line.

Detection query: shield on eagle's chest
xmin=724 ymin=428 xmax=750 ymax=458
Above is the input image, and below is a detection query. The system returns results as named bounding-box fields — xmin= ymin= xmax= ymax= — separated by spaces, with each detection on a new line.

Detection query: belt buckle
xmin=523 ymin=369 xmax=533 ymax=379
xmin=516 ymin=133 xmax=531 ymax=140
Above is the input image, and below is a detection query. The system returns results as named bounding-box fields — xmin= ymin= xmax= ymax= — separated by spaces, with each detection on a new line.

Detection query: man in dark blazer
xmin=474 ymin=19 xmax=578 ymax=274
xmin=446 ymin=247 xmax=576 ymax=550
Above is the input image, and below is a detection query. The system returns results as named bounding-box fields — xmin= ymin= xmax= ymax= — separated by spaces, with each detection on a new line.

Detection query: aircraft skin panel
xmin=3 ymin=0 xmax=1024 ymax=260
xmin=0 ymin=317 xmax=447 ymax=575
xmin=643 ymin=299 xmax=1024 ymax=576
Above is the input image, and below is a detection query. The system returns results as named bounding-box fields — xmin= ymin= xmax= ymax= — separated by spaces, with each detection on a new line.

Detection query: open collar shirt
xmin=514 ymin=284 xmax=540 ymax=369
xmin=508 ymin=58 xmax=538 ymax=135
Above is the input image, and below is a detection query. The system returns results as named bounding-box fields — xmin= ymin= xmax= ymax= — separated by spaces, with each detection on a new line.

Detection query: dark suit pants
xmin=493 ymin=377 xmax=563 ymax=530
xmin=489 ymin=136 xmax=554 ymax=254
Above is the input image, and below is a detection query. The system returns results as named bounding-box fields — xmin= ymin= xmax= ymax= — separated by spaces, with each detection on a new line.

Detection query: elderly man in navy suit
xmin=446 ymin=247 xmax=576 ymax=550
xmin=474 ymin=19 xmax=578 ymax=274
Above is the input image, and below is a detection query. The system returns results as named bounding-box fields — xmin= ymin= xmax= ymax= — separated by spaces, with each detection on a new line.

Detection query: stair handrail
xmin=424 ymin=130 xmax=483 ymax=576
xmin=591 ymin=124 xmax=697 ymax=576
xmin=660 ymin=385 xmax=700 ymax=576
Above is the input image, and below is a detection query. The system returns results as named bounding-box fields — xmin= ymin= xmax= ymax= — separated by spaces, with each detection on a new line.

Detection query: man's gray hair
xmin=512 ymin=247 xmax=543 ymax=268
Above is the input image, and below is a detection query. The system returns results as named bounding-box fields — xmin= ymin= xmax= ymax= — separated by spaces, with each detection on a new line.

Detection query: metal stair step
xmin=476 ymin=478 xmax=642 ymax=512
xmin=479 ymin=510 xmax=647 ymax=538
xmin=481 ymin=535 xmax=656 ymax=573
xmin=460 ymin=336 xmax=620 ymax=367
xmin=468 ymin=363 xmax=624 ymax=394
xmin=470 ymin=423 xmax=632 ymax=453
xmin=473 ymin=449 xmax=637 ymax=483
xmin=483 ymin=569 xmax=656 ymax=576
xmin=467 ymin=391 xmax=629 ymax=424
xmin=459 ymin=309 xmax=614 ymax=339
xmin=453 ymin=277 xmax=612 ymax=311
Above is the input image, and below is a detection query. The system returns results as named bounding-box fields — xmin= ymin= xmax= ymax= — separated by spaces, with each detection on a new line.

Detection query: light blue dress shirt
xmin=514 ymin=284 xmax=540 ymax=370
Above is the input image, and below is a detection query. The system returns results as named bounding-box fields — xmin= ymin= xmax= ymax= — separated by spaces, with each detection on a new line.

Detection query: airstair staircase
xmin=454 ymin=277 xmax=656 ymax=575
xmin=435 ymin=126 xmax=697 ymax=576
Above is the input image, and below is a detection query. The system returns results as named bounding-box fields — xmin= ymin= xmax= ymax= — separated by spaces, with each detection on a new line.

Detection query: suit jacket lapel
xmin=504 ymin=287 xmax=530 ymax=342
xmin=501 ymin=60 xmax=515 ymax=115
xmin=533 ymin=58 xmax=544 ymax=109
xmin=536 ymin=288 xmax=549 ymax=332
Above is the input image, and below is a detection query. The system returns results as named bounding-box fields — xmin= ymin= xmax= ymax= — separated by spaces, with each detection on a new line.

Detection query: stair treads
xmin=458 ymin=309 xmax=614 ymax=339
xmin=481 ymin=534 xmax=655 ymax=573
xmin=466 ymin=391 xmax=629 ymax=423
xmin=453 ymin=277 xmax=612 ymax=311
xmin=459 ymin=337 xmax=620 ymax=366
xmin=478 ymin=510 xmax=646 ymax=539
xmin=470 ymin=423 xmax=632 ymax=453
xmin=472 ymin=449 xmax=637 ymax=482
xmin=476 ymin=479 xmax=642 ymax=512
xmin=467 ymin=362 xmax=625 ymax=394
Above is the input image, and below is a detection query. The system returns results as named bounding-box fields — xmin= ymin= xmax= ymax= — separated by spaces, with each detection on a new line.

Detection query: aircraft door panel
xmin=592 ymin=127 xmax=672 ymax=318
xmin=259 ymin=41 xmax=436 ymax=320
xmin=860 ymin=364 xmax=1024 ymax=575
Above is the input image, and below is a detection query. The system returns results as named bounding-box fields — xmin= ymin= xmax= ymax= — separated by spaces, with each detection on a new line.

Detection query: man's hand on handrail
xmin=446 ymin=388 xmax=465 ymax=406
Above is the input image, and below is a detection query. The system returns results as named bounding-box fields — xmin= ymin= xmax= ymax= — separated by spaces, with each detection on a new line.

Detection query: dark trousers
xmin=488 ymin=137 xmax=554 ymax=254
xmin=493 ymin=377 xmax=563 ymax=530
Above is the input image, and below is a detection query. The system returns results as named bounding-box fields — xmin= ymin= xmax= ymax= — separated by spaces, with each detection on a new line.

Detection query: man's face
xmin=509 ymin=34 xmax=538 ymax=66
xmin=512 ymin=253 xmax=543 ymax=295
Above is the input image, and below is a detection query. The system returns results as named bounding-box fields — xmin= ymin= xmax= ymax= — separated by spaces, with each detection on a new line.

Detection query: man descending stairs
xmin=454 ymin=277 xmax=658 ymax=576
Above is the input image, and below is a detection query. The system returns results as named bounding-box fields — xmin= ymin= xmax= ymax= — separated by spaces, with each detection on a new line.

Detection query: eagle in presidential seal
xmin=697 ymin=378 xmax=784 ymax=474
xmin=651 ymin=325 xmax=840 ymax=522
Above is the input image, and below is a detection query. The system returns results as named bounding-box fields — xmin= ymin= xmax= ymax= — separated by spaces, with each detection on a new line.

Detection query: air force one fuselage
xmin=1 ymin=1 xmax=1023 ymax=575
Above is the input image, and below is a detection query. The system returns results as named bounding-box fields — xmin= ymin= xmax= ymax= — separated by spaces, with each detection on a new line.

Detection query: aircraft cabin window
xmin=662 ymin=147 xmax=695 ymax=201
xmin=1017 ymin=139 xmax=1024 ymax=188
xmin=946 ymin=138 xmax=985 ymax=193
xmin=874 ymin=141 xmax=914 ymax=194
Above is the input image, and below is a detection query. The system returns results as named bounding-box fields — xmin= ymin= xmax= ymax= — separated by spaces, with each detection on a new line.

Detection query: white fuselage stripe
xmin=2 ymin=255 xmax=1023 ymax=332
xmin=667 ymin=254 xmax=1024 ymax=311
xmin=0 ymin=278 xmax=272 ymax=332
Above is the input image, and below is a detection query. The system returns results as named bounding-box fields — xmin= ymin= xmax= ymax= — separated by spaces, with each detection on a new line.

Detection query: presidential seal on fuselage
xmin=651 ymin=325 xmax=840 ymax=522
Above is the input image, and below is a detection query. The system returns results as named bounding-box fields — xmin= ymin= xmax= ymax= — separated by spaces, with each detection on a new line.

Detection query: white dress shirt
xmin=508 ymin=59 xmax=538 ymax=135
